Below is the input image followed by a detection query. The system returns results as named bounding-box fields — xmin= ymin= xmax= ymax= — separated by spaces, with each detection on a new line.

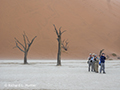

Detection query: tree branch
xmin=61 ymin=30 xmax=66 ymax=35
xmin=65 ymin=39 xmax=69 ymax=47
xmin=24 ymin=32 xmax=30 ymax=44
xmin=53 ymin=24 xmax=58 ymax=36
xmin=99 ymin=49 xmax=104 ymax=57
xmin=27 ymin=36 xmax=37 ymax=52
xmin=61 ymin=39 xmax=69 ymax=51
xmin=15 ymin=41 xmax=25 ymax=53
xmin=13 ymin=46 xmax=17 ymax=49
xmin=23 ymin=34 xmax=27 ymax=51
xmin=14 ymin=37 xmax=25 ymax=49
xmin=61 ymin=39 xmax=65 ymax=45
xmin=59 ymin=27 xmax=62 ymax=35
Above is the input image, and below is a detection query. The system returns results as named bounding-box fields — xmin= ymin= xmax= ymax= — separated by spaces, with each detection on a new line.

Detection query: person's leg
xmin=94 ymin=62 xmax=97 ymax=72
xmin=95 ymin=62 xmax=98 ymax=73
xmin=90 ymin=63 xmax=92 ymax=71
xmin=91 ymin=61 xmax=93 ymax=71
xmin=93 ymin=61 xmax=94 ymax=72
xmin=103 ymin=63 xmax=106 ymax=73
xmin=96 ymin=63 xmax=98 ymax=73
xmin=97 ymin=62 xmax=99 ymax=73
xmin=88 ymin=61 xmax=90 ymax=72
xmin=93 ymin=61 xmax=95 ymax=72
xmin=100 ymin=65 xmax=102 ymax=73
xmin=100 ymin=63 xmax=103 ymax=73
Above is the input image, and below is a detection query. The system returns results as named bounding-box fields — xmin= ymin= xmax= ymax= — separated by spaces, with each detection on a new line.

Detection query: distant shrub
xmin=106 ymin=55 xmax=109 ymax=59
xmin=109 ymin=59 xmax=113 ymax=60
xmin=117 ymin=57 xmax=120 ymax=59
xmin=112 ymin=53 xmax=117 ymax=56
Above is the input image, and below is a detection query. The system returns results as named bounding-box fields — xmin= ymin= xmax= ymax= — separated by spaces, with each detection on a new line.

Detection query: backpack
xmin=99 ymin=61 xmax=101 ymax=66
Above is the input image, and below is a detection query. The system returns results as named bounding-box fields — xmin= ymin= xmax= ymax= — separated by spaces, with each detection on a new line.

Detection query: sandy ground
xmin=0 ymin=60 xmax=120 ymax=90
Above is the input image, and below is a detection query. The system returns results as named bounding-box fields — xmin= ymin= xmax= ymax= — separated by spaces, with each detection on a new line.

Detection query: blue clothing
xmin=100 ymin=56 xmax=106 ymax=63
xmin=99 ymin=61 xmax=101 ymax=65
xmin=91 ymin=57 xmax=94 ymax=61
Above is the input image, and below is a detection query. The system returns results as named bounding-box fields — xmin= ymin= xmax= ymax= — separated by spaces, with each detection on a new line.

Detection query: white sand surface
xmin=0 ymin=60 xmax=120 ymax=90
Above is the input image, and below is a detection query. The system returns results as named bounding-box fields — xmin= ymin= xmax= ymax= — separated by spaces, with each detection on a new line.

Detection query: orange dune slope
xmin=0 ymin=0 xmax=120 ymax=60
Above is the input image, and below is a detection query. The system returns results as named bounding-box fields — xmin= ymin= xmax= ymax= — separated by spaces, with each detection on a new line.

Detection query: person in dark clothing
xmin=87 ymin=53 xmax=92 ymax=72
xmin=91 ymin=53 xmax=95 ymax=72
xmin=100 ymin=53 xmax=106 ymax=74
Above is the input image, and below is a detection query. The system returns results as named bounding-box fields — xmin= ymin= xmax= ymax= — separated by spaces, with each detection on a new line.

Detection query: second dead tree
xmin=53 ymin=24 xmax=66 ymax=66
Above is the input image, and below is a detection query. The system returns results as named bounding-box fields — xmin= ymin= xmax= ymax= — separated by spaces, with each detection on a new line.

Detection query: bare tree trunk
xmin=24 ymin=52 xmax=28 ymax=64
xmin=53 ymin=24 xmax=66 ymax=66
xmin=14 ymin=32 xmax=37 ymax=64
xmin=57 ymin=36 xmax=61 ymax=66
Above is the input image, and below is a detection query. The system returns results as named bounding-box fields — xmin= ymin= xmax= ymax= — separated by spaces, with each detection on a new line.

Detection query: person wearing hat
xmin=100 ymin=53 xmax=106 ymax=74
xmin=87 ymin=53 xmax=92 ymax=72
xmin=94 ymin=54 xmax=99 ymax=73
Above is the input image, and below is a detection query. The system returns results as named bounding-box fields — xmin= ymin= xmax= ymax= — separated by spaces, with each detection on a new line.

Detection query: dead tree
xmin=62 ymin=39 xmax=69 ymax=51
xmin=53 ymin=24 xmax=66 ymax=66
xmin=99 ymin=49 xmax=104 ymax=57
xmin=14 ymin=32 xmax=37 ymax=64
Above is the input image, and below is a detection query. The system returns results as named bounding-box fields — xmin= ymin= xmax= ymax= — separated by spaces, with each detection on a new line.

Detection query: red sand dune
xmin=0 ymin=0 xmax=120 ymax=60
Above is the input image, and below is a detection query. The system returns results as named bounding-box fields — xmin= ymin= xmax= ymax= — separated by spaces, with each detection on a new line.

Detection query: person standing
xmin=88 ymin=53 xmax=92 ymax=72
xmin=100 ymin=53 xmax=106 ymax=74
xmin=94 ymin=55 xmax=99 ymax=73
xmin=91 ymin=53 xmax=95 ymax=72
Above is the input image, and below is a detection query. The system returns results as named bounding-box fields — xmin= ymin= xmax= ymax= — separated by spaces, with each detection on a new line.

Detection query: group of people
xmin=87 ymin=53 xmax=106 ymax=74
